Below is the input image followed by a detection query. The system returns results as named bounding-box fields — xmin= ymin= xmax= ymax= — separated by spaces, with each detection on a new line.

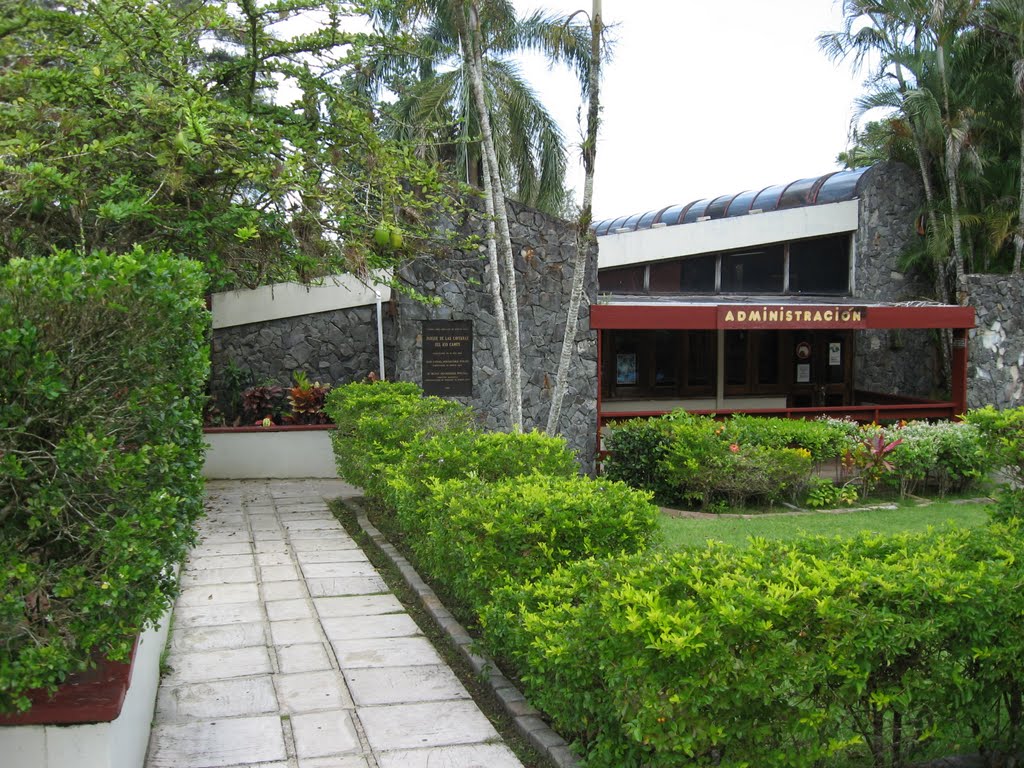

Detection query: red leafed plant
xmin=286 ymin=371 xmax=332 ymax=425
xmin=847 ymin=427 xmax=903 ymax=498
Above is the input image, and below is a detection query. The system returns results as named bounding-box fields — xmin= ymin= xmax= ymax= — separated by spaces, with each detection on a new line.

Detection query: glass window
xmin=599 ymin=265 xmax=645 ymax=292
xmin=789 ymin=236 xmax=850 ymax=294
xmin=757 ymin=332 xmax=780 ymax=385
xmin=653 ymin=331 xmax=679 ymax=386
xmin=649 ymin=261 xmax=682 ymax=293
xmin=721 ymin=246 xmax=784 ymax=293
xmin=680 ymin=255 xmax=716 ymax=292
xmin=686 ymin=331 xmax=715 ymax=389
xmin=725 ymin=330 xmax=748 ymax=386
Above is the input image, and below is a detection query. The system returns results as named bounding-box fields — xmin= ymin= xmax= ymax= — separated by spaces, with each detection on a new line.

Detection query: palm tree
xmin=985 ymin=0 xmax=1024 ymax=274
xmin=359 ymin=0 xmax=589 ymax=216
xmin=547 ymin=0 xmax=605 ymax=436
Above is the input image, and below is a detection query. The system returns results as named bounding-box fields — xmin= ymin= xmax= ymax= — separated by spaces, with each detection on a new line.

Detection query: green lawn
xmin=659 ymin=499 xmax=992 ymax=549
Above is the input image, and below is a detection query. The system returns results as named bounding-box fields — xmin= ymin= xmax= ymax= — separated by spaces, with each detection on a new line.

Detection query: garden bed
xmin=0 ymin=609 xmax=172 ymax=768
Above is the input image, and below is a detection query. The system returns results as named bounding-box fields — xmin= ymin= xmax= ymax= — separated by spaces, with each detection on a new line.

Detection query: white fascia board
xmin=598 ymin=200 xmax=859 ymax=269
xmin=212 ymin=272 xmax=392 ymax=329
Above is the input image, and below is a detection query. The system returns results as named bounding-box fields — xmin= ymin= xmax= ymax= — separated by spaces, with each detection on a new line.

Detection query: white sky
xmin=512 ymin=1 xmax=868 ymax=222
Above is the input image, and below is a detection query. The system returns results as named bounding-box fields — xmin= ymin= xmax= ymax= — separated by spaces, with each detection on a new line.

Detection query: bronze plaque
xmin=422 ymin=320 xmax=473 ymax=396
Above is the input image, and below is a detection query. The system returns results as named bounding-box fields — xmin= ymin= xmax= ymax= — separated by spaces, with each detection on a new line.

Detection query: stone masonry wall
xmin=211 ymin=304 xmax=393 ymax=401
xmin=392 ymin=199 xmax=598 ymax=469
xmin=853 ymin=162 xmax=939 ymax=398
xmin=965 ymin=273 xmax=1024 ymax=409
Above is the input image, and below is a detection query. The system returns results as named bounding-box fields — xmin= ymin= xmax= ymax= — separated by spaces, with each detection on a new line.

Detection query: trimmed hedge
xmin=482 ymin=522 xmax=1024 ymax=768
xmin=399 ymin=474 xmax=660 ymax=614
xmin=324 ymin=380 xmax=474 ymax=499
xmin=0 ymin=248 xmax=208 ymax=713
xmin=386 ymin=428 xmax=579 ymax=511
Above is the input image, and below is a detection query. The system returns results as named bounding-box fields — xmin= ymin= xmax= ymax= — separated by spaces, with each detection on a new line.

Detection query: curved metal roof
xmin=593 ymin=167 xmax=869 ymax=236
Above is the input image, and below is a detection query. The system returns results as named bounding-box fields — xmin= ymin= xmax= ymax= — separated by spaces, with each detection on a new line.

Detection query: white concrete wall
xmin=211 ymin=273 xmax=391 ymax=329
xmin=598 ymin=201 xmax=859 ymax=270
xmin=203 ymin=430 xmax=339 ymax=479
xmin=1 ymin=609 xmax=171 ymax=768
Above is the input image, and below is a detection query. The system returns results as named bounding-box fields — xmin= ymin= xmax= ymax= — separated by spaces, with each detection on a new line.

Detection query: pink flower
xmin=729 ymin=443 xmax=739 ymax=453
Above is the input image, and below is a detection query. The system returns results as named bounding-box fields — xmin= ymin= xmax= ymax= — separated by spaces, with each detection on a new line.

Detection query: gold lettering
xmin=750 ymin=311 xmax=761 ymax=322
xmin=737 ymin=311 xmax=747 ymax=322
xmin=768 ymin=310 xmax=779 ymax=322
xmin=824 ymin=311 xmax=834 ymax=321
xmin=724 ymin=311 xmax=735 ymax=322
xmin=852 ymin=310 xmax=862 ymax=322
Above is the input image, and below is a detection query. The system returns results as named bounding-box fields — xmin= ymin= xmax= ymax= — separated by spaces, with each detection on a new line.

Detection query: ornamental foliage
xmin=0 ymin=0 xmax=465 ymax=291
xmin=0 ymin=248 xmax=209 ymax=713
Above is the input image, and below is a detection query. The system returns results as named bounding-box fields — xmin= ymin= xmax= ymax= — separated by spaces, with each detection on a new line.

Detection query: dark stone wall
xmin=852 ymin=162 xmax=939 ymax=398
xmin=211 ymin=305 xmax=393 ymax=396
xmin=965 ymin=273 xmax=1024 ymax=408
xmin=392 ymin=199 xmax=598 ymax=469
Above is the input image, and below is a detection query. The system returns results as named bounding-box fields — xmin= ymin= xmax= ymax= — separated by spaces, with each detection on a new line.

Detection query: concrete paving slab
xmin=330 ymin=637 xmax=444 ymax=669
xmin=260 ymin=564 xmax=301 ymax=581
xmin=298 ymin=757 xmax=370 ymax=768
xmin=189 ymin=541 xmax=253 ymax=557
xmin=343 ymin=665 xmax=470 ymax=706
xmin=320 ymin=613 xmax=419 ymax=642
xmin=262 ymin=580 xmax=307 ymax=601
xmin=358 ymin=701 xmax=499 ymax=751
xmin=257 ymin=551 xmax=294 ymax=566
xmin=184 ymin=554 xmax=256 ymax=571
xmin=276 ymin=643 xmax=333 ymax=674
xmin=314 ymin=594 xmax=404 ymax=618
xmin=306 ymin=575 xmax=388 ymax=597
xmin=176 ymin=582 xmax=260 ymax=607
xmin=180 ymin=565 xmax=257 ymax=586
xmin=377 ymin=743 xmax=524 ymax=768
xmin=171 ymin=601 xmax=265 ymax=628
xmin=295 ymin=548 xmax=369 ymax=564
xmin=163 ymin=646 xmax=273 ymax=683
xmin=290 ymin=535 xmax=355 ymax=549
xmin=169 ymin=622 xmax=267 ymax=653
xmin=290 ymin=710 xmax=361 ymax=759
xmin=266 ymin=598 xmax=316 ymax=622
xmin=147 ymin=715 xmax=286 ymax=768
xmin=300 ymin=561 xmax=378 ymax=579
xmin=274 ymin=671 xmax=354 ymax=713
xmin=155 ymin=676 xmax=277 ymax=720
xmin=269 ymin=618 xmax=320 ymax=646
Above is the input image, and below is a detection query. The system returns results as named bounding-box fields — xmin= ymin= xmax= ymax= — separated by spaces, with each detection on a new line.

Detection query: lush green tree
xmin=822 ymin=0 xmax=1024 ymax=282
xmin=0 ymin=0 xmax=463 ymax=290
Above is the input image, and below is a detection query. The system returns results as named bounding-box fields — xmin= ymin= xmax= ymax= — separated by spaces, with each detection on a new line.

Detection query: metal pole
xmin=375 ymin=289 xmax=386 ymax=380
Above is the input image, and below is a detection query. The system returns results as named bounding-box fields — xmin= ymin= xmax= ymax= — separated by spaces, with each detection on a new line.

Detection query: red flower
xmin=729 ymin=443 xmax=740 ymax=453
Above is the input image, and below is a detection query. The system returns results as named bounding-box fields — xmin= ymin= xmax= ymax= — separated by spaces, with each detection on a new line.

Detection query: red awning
xmin=589 ymin=302 xmax=975 ymax=331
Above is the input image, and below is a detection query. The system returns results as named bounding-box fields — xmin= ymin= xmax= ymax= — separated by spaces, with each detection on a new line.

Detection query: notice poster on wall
xmin=616 ymin=353 xmax=638 ymax=385
xmin=796 ymin=363 xmax=811 ymax=383
xmin=829 ymin=342 xmax=842 ymax=366
xmin=422 ymin=320 xmax=473 ymax=396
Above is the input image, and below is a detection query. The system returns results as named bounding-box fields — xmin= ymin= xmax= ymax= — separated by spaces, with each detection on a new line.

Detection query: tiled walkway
xmin=146 ymin=479 xmax=523 ymax=768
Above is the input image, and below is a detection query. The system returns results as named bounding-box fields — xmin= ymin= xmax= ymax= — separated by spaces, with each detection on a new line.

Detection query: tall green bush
xmin=0 ymin=248 xmax=208 ymax=713
xmin=483 ymin=523 xmax=1024 ymax=768
xmin=964 ymin=406 xmax=1024 ymax=519
xmin=324 ymin=380 xmax=474 ymax=499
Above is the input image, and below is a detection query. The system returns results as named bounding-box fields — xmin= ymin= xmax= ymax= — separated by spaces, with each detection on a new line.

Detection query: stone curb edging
xmin=350 ymin=505 xmax=580 ymax=768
